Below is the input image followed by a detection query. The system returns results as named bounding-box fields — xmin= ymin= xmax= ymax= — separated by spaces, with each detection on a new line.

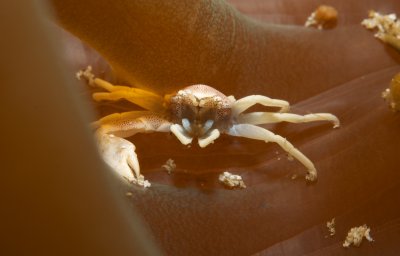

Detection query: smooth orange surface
xmin=1 ymin=2 xmax=160 ymax=255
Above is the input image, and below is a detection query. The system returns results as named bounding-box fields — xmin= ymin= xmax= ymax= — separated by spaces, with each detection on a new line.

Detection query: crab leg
xmin=170 ymin=123 xmax=193 ymax=145
xmin=95 ymin=111 xmax=171 ymax=137
xmin=92 ymin=110 xmax=150 ymax=129
xmin=198 ymin=129 xmax=220 ymax=148
xmin=92 ymin=87 xmax=165 ymax=113
xmin=227 ymin=124 xmax=317 ymax=181
xmin=95 ymin=111 xmax=172 ymax=186
xmin=232 ymin=95 xmax=290 ymax=116
xmin=238 ymin=112 xmax=340 ymax=128
xmin=78 ymin=66 xmax=165 ymax=112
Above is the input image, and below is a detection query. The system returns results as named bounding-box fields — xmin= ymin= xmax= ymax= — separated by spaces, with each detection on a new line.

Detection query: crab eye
xmin=182 ymin=118 xmax=192 ymax=133
xmin=202 ymin=119 xmax=214 ymax=134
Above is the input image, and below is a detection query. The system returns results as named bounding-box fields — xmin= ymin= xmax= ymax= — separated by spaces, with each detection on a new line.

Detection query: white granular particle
xmin=326 ymin=218 xmax=336 ymax=236
xmin=76 ymin=65 xmax=95 ymax=85
xmin=162 ymin=158 xmax=176 ymax=174
xmin=343 ymin=225 xmax=373 ymax=247
xmin=219 ymin=171 xmax=246 ymax=189
xmin=129 ymin=174 xmax=151 ymax=188
xmin=361 ymin=11 xmax=400 ymax=51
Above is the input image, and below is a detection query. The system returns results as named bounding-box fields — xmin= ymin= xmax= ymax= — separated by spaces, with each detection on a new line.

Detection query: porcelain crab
xmin=77 ymin=66 xmax=339 ymax=187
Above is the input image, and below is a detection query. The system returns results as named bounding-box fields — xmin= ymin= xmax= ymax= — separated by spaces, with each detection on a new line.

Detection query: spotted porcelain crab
xmin=77 ymin=66 xmax=339 ymax=187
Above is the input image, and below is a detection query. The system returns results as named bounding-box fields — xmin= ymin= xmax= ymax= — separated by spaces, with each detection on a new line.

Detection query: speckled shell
xmin=168 ymin=84 xmax=234 ymax=130
xmin=170 ymin=84 xmax=232 ymax=108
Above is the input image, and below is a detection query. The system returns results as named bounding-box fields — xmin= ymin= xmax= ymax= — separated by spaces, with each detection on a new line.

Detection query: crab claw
xmin=95 ymin=131 xmax=151 ymax=188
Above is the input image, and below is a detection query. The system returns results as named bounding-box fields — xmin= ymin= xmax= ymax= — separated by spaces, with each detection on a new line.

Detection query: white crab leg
xmin=227 ymin=124 xmax=317 ymax=181
xmin=238 ymin=112 xmax=340 ymax=128
xmin=170 ymin=124 xmax=193 ymax=145
xmin=232 ymin=95 xmax=290 ymax=116
xmin=198 ymin=129 xmax=220 ymax=148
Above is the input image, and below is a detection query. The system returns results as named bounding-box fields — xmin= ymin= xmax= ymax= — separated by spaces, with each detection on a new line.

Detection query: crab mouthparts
xmin=170 ymin=118 xmax=221 ymax=148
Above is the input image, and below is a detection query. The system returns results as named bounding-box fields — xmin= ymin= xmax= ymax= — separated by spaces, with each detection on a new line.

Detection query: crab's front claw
xmin=95 ymin=131 xmax=151 ymax=188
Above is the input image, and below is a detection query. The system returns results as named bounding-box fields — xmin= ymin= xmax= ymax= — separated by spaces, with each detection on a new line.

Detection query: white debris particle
xmin=343 ymin=225 xmax=373 ymax=247
xmin=76 ymin=65 xmax=95 ymax=85
xmin=129 ymin=174 xmax=151 ymax=188
xmin=291 ymin=174 xmax=298 ymax=180
xmin=361 ymin=11 xmax=400 ymax=111
xmin=162 ymin=158 xmax=176 ymax=174
xmin=361 ymin=10 xmax=400 ymax=51
xmin=125 ymin=192 xmax=133 ymax=197
xmin=326 ymin=218 xmax=336 ymax=236
xmin=219 ymin=171 xmax=246 ymax=189
xmin=305 ymin=5 xmax=338 ymax=29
